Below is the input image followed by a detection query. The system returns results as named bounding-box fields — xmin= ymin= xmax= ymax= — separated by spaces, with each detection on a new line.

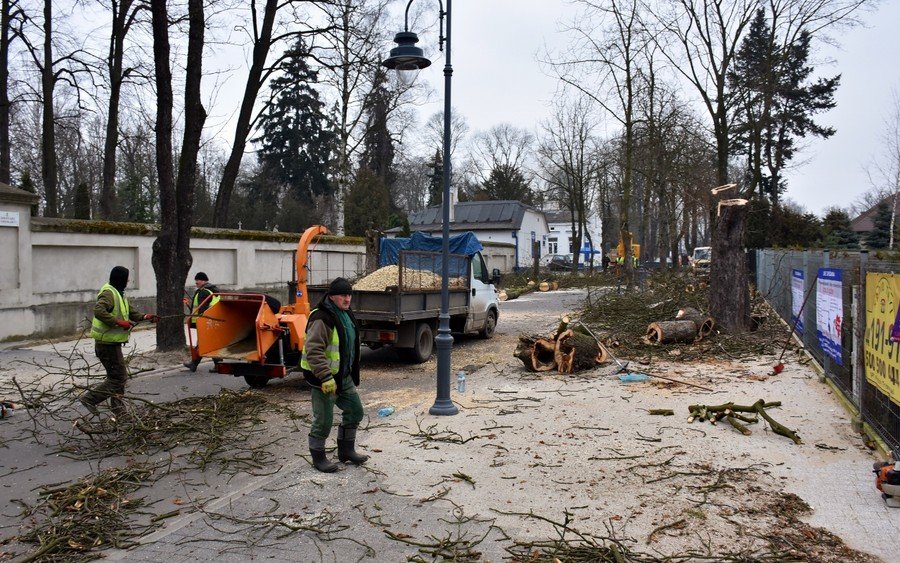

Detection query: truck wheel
xmin=479 ymin=309 xmax=498 ymax=339
xmin=244 ymin=374 xmax=269 ymax=389
xmin=406 ymin=322 xmax=434 ymax=363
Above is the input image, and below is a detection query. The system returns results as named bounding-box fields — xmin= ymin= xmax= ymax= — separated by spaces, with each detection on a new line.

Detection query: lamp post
xmin=383 ymin=0 xmax=457 ymax=416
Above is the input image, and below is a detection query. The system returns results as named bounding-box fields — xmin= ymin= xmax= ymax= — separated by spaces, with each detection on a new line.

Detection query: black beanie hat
xmin=109 ymin=266 xmax=129 ymax=293
xmin=195 ymin=272 xmax=209 ymax=281
xmin=328 ymin=277 xmax=353 ymax=295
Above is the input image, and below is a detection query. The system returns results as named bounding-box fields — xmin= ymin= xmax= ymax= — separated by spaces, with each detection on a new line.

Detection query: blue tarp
xmin=380 ymin=231 xmax=483 ymax=267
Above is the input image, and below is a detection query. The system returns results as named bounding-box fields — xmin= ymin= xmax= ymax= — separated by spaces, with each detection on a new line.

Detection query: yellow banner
xmin=865 ymin=272 xmax=900 ymax=405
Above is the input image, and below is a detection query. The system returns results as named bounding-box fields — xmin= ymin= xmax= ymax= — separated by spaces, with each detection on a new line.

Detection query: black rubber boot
xmin=183 ymin=359 xmax=200 ymax=372
xmin=309 ymin=436 xmax=338 ymax=473
xmin=337 ymin=425 xmax=369 ymax=465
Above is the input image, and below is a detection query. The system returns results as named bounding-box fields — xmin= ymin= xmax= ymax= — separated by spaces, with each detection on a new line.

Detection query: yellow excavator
xmin=187 ymin=225 xmax=328 ymax=388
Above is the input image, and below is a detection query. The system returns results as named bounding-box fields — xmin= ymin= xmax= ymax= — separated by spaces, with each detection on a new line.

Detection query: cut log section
xmin=555 ymin=330 xmax=602 ymax=374
xmin=675 ymin=307 xmax=716 ymax=341
xmin=514 ymin=334 xmax=557 ymax=371
xmin=643 ymin=320 xmax=699 ymax=345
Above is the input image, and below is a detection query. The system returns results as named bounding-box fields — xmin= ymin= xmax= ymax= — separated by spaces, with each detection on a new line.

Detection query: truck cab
xmin=691 ymin=246 xmax=712 ymax=272
xmin=466 ymin=251 xmax=499 ymax=337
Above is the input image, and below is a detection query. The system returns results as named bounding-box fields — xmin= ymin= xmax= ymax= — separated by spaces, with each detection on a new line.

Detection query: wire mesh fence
xmin=755 ymin=249 xmax=900 ymax=454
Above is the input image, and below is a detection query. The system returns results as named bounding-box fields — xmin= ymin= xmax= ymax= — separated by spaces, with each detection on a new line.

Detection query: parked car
xmin=542 ymin=254 xmax=576 ymax=271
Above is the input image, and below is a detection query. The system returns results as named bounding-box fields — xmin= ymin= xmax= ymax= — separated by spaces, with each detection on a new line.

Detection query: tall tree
xmin=359 ymin=70 xmax=395 ymax=187
xmin=99 ymin=0 xmax=141 ymax=220
xmin=0 ymin=0 xmax=21 ymax=185
xmin=865 ymin=202 xmax=896 ymax=250
xmin=426 ymin=148 xmax=442 ymax=206
xmin=256 ymin=36 xmax=336 ymax=225
xmin=344 ymin=167 xmax=391 ymax=236
xmin=150 ymin=0 xmax=206 ymax=351
xmin=730 ymin=8 xmax=839 ymax=201
xmin=550 ymin=0 xmax=647 ymax=282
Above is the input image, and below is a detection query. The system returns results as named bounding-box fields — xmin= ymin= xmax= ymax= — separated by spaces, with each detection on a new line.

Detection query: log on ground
xmin=643 ymin=320 xmax=699 ymax=345
xmin=555 ymin=329 xmax=602 ymax=374
xmin=515 ymin=335 xmax=557 ymax=372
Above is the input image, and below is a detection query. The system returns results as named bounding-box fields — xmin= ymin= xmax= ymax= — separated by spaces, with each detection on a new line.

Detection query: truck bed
xmin=307 ymin=286 xmax=470 ymax=324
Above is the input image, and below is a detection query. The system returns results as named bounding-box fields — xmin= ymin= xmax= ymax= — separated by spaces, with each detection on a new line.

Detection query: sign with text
xmin=791 ymin=269 xmax=805 ymax=336
xmin=865 ymin=272 xmax=900 ymax=406
xmin=0 ymin=210 xmax=19 ymax=227
xmin=816 ymin=268 xmax=843 ymax=366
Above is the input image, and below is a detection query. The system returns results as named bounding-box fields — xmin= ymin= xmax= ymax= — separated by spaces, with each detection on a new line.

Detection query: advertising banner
xmin=791 ymin=269 xmax=805 ymax=336
xmin=816 ymin=268 xmax=843 ymax=366
xmin=865 ymin=272 xmax=900 ymax=406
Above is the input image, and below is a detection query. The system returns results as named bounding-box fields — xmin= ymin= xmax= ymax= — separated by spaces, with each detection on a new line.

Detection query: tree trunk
xmin=150 ymin=0 xmax=206 ymax=352
xmin=213 ymin=0 xmax=277 ymax=228
xmin=554 ymin=329 xmax=601 ymax=374
xmin=644 ymin=320 xmax=698 ymax=345
xmin=0 ymin=0 xmax=10 ymax=184
xmin=40 ymin=0 xmax=57 ymax=217
xmin=710 ymin=199 xmax=750 ymax=332
xmin=100 ymin=0 xmax=134 ymax=220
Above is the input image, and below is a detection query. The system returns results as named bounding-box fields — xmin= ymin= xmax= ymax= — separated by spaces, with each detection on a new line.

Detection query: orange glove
xmin=321 ymin=379 xmax=337 ymax=395
xmin=143 ymin=314 xmax=160 ymax=323
xmin=115 ymin=320 xmax=134 ymax=329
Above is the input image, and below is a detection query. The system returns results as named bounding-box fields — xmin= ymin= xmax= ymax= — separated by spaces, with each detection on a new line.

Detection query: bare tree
xmin=150 ymin=0 xmax=206 ymax=351
xmin=0 ymin=0 xmax=23 ymax=185
xmin=864 ymin=92 xmax=900 ymax=248
xmin=99 ymin=0 xmax=143 ymax=219
xmin=535 ymin=95 xmax=600 ymax=270
xmin=548 ymin=0 xmax=649 ymax=284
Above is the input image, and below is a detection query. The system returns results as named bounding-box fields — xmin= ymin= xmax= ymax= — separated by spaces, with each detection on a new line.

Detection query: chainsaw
xmin=873 ymin=450 xmax=900 ymax=508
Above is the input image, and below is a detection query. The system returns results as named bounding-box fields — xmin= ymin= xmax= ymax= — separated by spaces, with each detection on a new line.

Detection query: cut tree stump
xmin=555 ymin=330 xmax=602 ymax=374
xmin=643 ymin=320 xmax=699 ymax=345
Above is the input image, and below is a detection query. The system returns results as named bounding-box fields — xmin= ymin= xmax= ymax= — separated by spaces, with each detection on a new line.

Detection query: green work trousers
xmin=309 ymin=372 xmax=364 ymax=439
xmin=83 ymin=342 xmax=128 ymax=413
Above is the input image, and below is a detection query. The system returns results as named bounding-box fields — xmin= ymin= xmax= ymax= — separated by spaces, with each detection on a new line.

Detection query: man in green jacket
xmin=300 ymin=277 xmax=368 ymax=473
xmin=81 ymin=266 xmax=157 ymax=419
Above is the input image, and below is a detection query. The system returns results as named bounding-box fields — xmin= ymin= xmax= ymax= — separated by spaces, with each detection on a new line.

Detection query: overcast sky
xmin=410 ymin=0 xmax=899 ymax=218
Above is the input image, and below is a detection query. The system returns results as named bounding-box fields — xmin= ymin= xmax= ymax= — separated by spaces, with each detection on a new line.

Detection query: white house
xmin=542 ymin=207 xmax=603 ymax=261
xmin=402 ymin=200 xmax=549 ymax=270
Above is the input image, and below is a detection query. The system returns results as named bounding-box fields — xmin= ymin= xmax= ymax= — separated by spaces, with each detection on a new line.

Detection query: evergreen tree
xmin=427 ymin=149 xmax=443 ymax=207
xmin=821 ymin=208 xmax=859 ymax=249
xmin=344 ymin=167 xmax=391 ymax=236
xmin=479 ymin=164 xmax=536 ymax=205
xmin=359 ymin=72 xmax=395 ymax=188
xmin=72 ymin=182 xmax=91 ymax=219
xmin=730 ymin=8 xmax=839 ymax=201
xmin=770 ymin=203 xmax=822 ymax=248
xmin=256 ymin=38 xmax=336 ymax=214
xmin=20 ymin=171 xmax=38 ymax=216
xmin=744 ymin=194 xmax=772 ymax=249
xmin=118 ymin=174 xmax=156 ymax=223
xmin=865 ymin=203 xmax=897 ymax=249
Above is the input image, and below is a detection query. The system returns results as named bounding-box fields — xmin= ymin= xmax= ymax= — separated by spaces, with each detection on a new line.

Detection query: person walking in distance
xmin=184 ymin=272 xmax=219 ymax=372
xmin=300 ymin=277 xmax=368 ymax=472
xmin=81 ymin=266 xmax=157 ymax=419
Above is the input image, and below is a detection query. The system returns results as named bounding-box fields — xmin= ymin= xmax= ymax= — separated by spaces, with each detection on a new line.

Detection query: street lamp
xmin=383 ymin=0 xmax=457 ymax=416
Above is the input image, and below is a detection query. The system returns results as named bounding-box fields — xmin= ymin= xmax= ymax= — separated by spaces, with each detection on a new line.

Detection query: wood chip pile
xmin=353 ymin=265 xmax=466 ymax=291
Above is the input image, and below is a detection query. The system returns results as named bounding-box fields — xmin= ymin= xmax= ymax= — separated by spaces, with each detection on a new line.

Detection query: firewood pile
xmin=514 ymin=316 xmax=610 ymax=374
xmin=643 ymin=307 xmax=715 ymax=345
xmin=353 ymin=265 xmax=466 ymax=291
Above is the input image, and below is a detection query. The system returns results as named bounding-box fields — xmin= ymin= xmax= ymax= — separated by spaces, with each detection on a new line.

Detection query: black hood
xmin=109 ymin=266 xmax=129 ymax=293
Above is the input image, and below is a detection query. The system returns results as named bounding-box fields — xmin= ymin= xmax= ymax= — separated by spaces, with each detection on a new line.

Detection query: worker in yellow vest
xmin=81 ymin=266 xmax=157 ymax=419
xmin=300 ymin=278 xmax=368 ymax=472
xmin=184 ymin=272 xmax=220 ymax=372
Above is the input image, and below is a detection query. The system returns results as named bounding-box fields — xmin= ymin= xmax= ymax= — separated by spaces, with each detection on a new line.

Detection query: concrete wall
xmin=0 ymin=214 xmax=516 ymax=342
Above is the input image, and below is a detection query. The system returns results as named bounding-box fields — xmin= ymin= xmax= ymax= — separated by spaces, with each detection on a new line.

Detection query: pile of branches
xmin=63 ymin=389 xmax=286 ymax=474
xmin=16 ymin=463 xmax=159 ymax=562
xmin=688 ymin=400 xmax=801 ymax=444
xmin=580 ymin=271 xmax=786 ymax=361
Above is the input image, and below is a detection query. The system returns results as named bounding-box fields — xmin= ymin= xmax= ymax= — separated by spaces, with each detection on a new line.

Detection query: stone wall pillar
xmin=0 ymin=182 xmax=40 ymax=339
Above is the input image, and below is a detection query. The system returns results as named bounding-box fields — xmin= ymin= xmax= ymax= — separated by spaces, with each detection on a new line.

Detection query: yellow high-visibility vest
xmin=299 ymin=309 xmax=340 ymax=375
xmin=90 ymin=283 xmax=131 ymax=343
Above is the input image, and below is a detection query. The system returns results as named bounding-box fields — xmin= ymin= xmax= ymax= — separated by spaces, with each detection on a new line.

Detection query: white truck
xmin=307 ymin=243 xmax=500 ymax=363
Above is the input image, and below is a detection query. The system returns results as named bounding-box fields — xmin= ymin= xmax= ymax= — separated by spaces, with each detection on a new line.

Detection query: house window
xmin=548 ymin=237 xmax=558 ymax=254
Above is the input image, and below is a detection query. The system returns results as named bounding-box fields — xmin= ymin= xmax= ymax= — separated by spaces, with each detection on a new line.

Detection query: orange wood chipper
xmin=186 ymin=225 xmax=327 ymax=388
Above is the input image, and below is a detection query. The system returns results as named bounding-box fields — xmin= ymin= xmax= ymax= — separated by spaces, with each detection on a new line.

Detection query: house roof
xmin=851 ymin=195 xmax=895 ymax=233
xmin=544 ymin=209 xmax=578 ymax=224
xmin=408 ymin=200 xmax=542 ymax=231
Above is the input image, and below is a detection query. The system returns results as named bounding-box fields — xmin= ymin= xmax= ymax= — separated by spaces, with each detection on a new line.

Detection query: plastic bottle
xmin=456 ymin=371 xmax=466 ymax=393
xmin=377 ymin=406 xmax=395 ymax=417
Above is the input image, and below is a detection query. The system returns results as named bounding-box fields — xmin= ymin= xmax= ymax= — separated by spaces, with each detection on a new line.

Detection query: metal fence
xmin=755 ymin=249 xmax=900 ymax=454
